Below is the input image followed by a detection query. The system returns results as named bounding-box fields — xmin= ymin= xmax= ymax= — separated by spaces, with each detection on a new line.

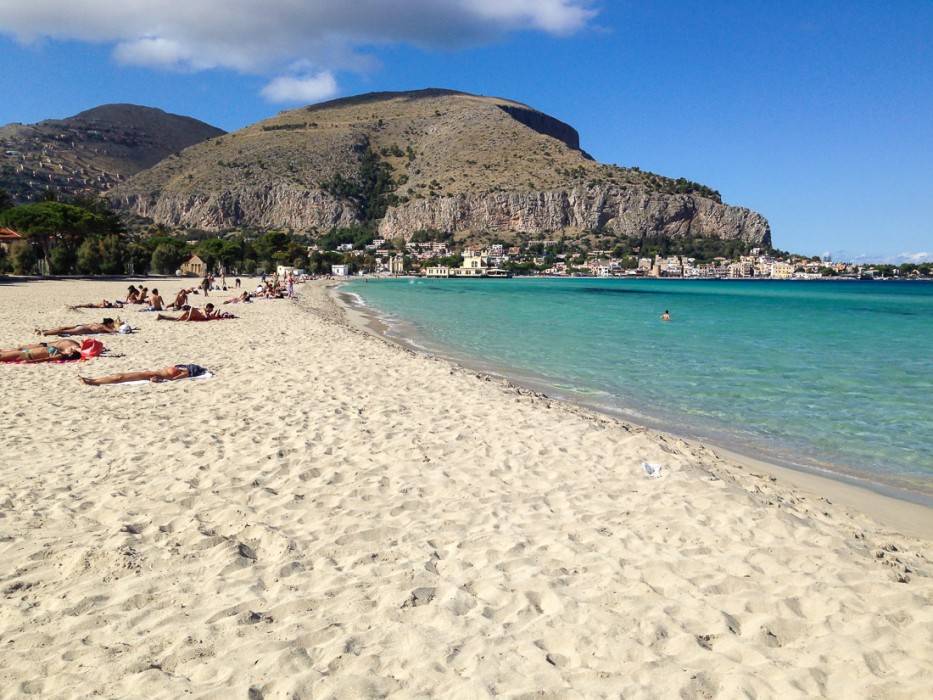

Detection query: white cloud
xmin=261 ymin=71 xmax=339 ymax=104
xmin=113 ymin=37 xmax=197 ymax=70
xmin=467 ymin=0 xmax=596 ymax=34
xmin=839 ymin=250 xmax=932 ymax=265
xmin=0 ymin=1 xmax=598 ymax=101
xmin=886 ymin=251 xmax=931 ymax=265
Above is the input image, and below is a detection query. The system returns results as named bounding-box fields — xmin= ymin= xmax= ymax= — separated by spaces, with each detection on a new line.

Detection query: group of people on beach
xmin=2 ymin=272 xmax=291 ymax=383
xmin=254 ymin=271 xmax=297 ymax=299
xmin=6 ymin=271 xmax=303 ymax=380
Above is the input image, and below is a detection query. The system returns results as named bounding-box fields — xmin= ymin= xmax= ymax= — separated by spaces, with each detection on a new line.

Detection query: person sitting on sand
xmin=223 ymin=291 xmax=251 ymax=304
xmin=134 ymin=287 xmax=149 ymax=305
xmin=125 ymin=285 xmax=141 ymax=304
xmin=165 ymin=288 xmax=192 ymax=310
xmin=145 ymin=288 xmax=164 ymax=311
xmin=70 ymin=299 xmax=124 ymax=309
xmin=79 ymin=363 xmax=208 ymax=385
xmin=35 ymin=318 xmax=119 ymax=336
xmin=1 ymin=338 xmax=82 ymax=363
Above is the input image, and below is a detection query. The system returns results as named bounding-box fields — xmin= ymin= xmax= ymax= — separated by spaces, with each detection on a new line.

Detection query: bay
xmin=342 ymin=277 xmax=933 ymax=497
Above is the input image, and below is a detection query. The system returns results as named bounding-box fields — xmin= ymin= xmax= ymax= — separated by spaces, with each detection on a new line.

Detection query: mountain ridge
xmin=2 ymin=90 xmax=771 ymax=249
xmin=108 ymin=88 xmax=771 ymax=247
xmin=0 ymin=104 xmax=225 ymax=203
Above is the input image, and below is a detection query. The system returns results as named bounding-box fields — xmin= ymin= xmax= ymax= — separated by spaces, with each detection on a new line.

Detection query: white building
xmin=388 ymin=254 xmax=405 ymax=275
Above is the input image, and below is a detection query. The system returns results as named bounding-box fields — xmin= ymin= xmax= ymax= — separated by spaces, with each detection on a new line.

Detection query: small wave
xmin=342 ymin=291 xmax=366 ymax=307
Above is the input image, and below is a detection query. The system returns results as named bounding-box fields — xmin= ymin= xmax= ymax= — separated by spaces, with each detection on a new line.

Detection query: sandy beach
xmin=1 ymin=277 xmax=931 ymax=699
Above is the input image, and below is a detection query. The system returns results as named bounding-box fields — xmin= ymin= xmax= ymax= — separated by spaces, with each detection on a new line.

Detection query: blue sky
xmin=0 ymin=1 xmax=930 ymax=263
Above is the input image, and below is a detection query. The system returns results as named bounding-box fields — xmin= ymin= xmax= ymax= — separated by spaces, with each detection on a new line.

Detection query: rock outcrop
xmin=112 ymin=184 xmax=359 ymax=232
xmin=379 ymin=187 xmax=770 ymax=244
xmin=112 ymin=183 xmax=769 ymax=246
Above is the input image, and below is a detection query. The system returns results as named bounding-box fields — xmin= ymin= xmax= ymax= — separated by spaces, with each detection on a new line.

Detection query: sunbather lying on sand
xmin=79 ymin=364 xmax=208 ymax=385
xmin=223 ymin=291 xmax=251 ymax=304
xmin=35 ymin=318 xmax=119 ymax=336
xmin=1 ymin=339 xmax=82 ymax=363
xmin=156 ymin=304 xmax=233 ymax=321
xmin=69 ymin=300 xmax=124 ymax=309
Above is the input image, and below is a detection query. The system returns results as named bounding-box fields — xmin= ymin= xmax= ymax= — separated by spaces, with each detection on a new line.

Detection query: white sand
xmin=1 ymin=278 xmax=931 ymax=699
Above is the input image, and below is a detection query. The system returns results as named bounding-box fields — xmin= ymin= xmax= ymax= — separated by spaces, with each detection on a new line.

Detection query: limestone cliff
xmin=378 ymin=187 xmax=769 ymax=243
xmin=108 ymin=89 xmax=771 ymax=247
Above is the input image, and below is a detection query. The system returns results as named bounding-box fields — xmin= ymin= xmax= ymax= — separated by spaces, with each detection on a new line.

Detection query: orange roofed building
xmin=0 ymin=226 xmax=23 ymax=252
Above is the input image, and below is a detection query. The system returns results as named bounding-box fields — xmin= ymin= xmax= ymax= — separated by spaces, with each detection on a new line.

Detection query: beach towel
xmin=99 ymin=371 xmax=214 ymax=386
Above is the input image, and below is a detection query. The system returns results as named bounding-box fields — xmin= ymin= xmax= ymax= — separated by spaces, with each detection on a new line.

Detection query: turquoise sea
xmin=342 ymin=278 xmax=933 ymax=499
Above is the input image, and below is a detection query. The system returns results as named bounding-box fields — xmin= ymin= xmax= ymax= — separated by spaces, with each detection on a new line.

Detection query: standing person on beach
xmin=201 ymin=275 xmax=211 ymax=297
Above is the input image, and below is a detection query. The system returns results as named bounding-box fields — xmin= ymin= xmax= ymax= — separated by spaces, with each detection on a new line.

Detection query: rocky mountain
xmin=0 ymin=104 xmax=225 ymax=203
xmin=107 ymin=89 xmax=770 ymax=247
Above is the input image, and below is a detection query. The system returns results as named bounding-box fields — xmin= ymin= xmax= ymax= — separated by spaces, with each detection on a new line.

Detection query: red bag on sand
xmin=80 ymin=338 xmax=104 ymax=360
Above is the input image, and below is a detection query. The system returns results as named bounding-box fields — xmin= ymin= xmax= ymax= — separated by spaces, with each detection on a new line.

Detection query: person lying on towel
xmin=78 ymin=364 xmax=209 ymax=385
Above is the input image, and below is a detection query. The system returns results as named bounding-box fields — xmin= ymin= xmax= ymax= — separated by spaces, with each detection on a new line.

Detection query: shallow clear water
xmin=344 ymin=277 xmax=933 ymax=493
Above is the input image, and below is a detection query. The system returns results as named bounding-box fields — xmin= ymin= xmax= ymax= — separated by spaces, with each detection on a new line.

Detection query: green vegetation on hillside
xmin=320 ymin=147 xmax=400 ymax=223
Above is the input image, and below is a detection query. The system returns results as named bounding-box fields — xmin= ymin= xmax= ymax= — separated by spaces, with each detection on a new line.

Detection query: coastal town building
xmin=770 ymin=261 xmax=795 ymax=279
xmin=388 ymin=254 xmax=405 ymax=275
xmin=728 ymin=260 xmax=754 ymax=278
xmin=423 ymin=248 xmax=510 ymax=278
xmin=180 ymin=255 xmax=207 ymax=277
